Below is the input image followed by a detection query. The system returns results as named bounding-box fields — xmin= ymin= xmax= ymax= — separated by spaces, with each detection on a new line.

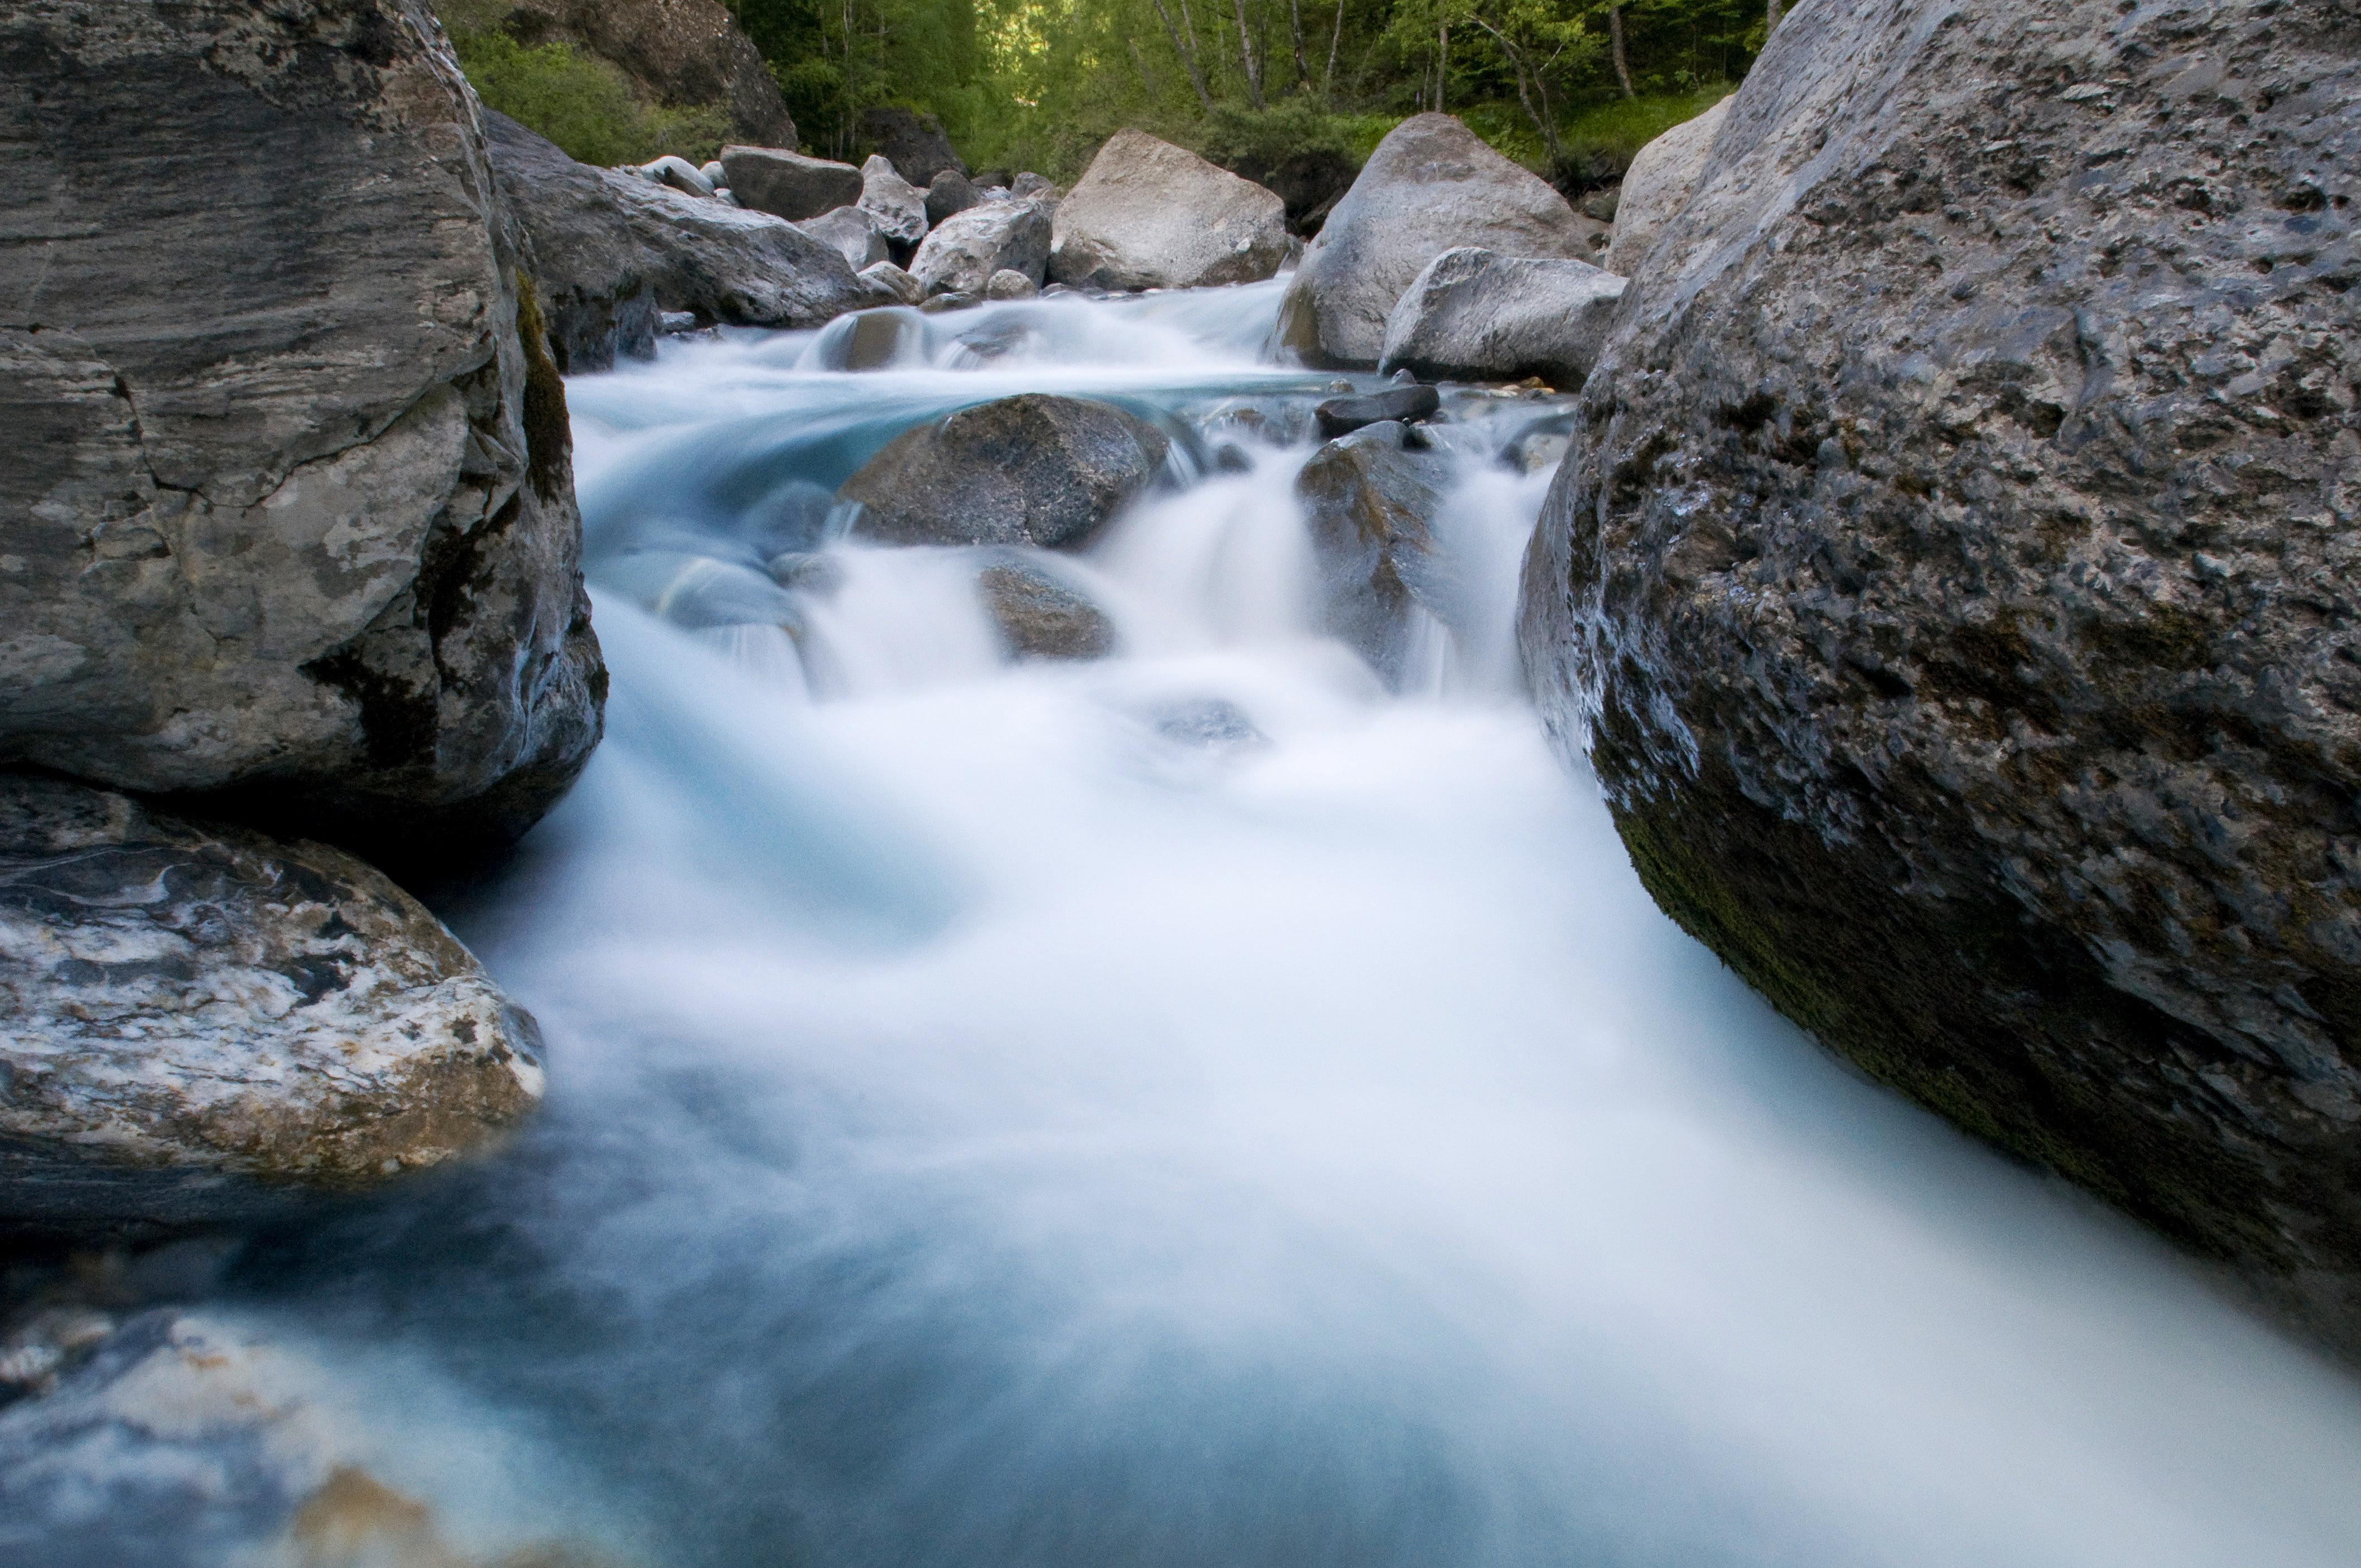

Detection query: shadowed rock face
xmin=1293 ymin=423 xmax=1458 ymax=685
xmin=0 ymin=775 xmax=544 ymax=1232
xmin=0 ymin=0 xmax=603 ymax=863
xmin=481 ymin=0 xmax=798 ymax=146
xmin=860 ymin=105 xmax=966 ymax=187
xmin=1599 ymin=96 xmax=1730 ymax=277
xmin=843 ymin=395 xmax=1169 ymax=549
xmin=1278 ymin=114 xmax=1607 ymax=369
xmin=1518 ymin=0 xmax=2361 ymax=1352
xmin=1049 ymin=129 xmax=1289 ymax=291
xmin=720 ymin=145 xmax=865 ymax=221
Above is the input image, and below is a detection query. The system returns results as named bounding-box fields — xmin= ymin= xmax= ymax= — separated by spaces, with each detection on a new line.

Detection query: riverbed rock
xmin=488 ymin=110 xmax=870 ymax=366
xmin=911 ymin=200 xmax=1054 ymax=296
xmin=859 ymin=105 xmax=966 ymax=186
xmin=1012 ymin=172 xmax=1061 ymax=201
xmin=486 ymin=0 xmax=798 ymax=146
xmin=1294 ymin=424 xmax=1456 ymax=682
xmin=1048 ymin=130 xmax=1290 ymax=291
xmin=924 ymin=168 xmax=989 ymax=227
xmin=1378 ymin=248 xmax=1627 ymax=389
xmin=0 ymin=2 xmax=603 ymax=862
xmin=810 ymin=307 xmax=928 ymax=371
xmin=0 ymin=775 xmax=544 ymax=1231
xmin=859 ymin=261 xmax=927 ymax=306
xmin=983 ymin=269 xmax=1038 ymax=301
xmin=1315 ymin=384 xmax=1441 ymax=438
xmin=799 ymin=205 xmax=889 ymax=272
xmin=720 ymin=145 xmax=866 ymax=221
xmin=859 ymin=155 xmax=931 ymax=248
xmin=1517 ymin=0 xmax=2361 ymax=1352
xmin=842 ymin=395 xmax=1169 ymax=549
xmin=1599 ymin=96 xmax=1731 ymax=276
xmin=976 ymin=558 xmax=1117 ymax=660
xmin=1276 ymin=114 xmax=1606 ymax=369
xmin=642 ymin=154 xmax=716 ymax=199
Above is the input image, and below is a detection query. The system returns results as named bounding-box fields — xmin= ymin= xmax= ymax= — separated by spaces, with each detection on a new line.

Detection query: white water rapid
xmin=17 ymin=282 xmax=2361 ymax=1567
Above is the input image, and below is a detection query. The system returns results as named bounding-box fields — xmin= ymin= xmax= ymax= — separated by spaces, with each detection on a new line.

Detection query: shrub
xmin=450 ymin=29 xmax=735 ymax=166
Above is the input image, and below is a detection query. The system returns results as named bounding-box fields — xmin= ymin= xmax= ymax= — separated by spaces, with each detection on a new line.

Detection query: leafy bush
xmin=1553 ymin=85 xmax=1734 ymax=181
xmin=450 ymin=29 xmax=734 ymax=166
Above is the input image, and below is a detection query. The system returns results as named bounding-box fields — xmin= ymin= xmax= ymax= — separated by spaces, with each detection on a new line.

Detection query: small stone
xmin=1314 ymin=383 xmax=1441 ymax=438
xmin=984 ymin=268 xmax=1039 ymax=300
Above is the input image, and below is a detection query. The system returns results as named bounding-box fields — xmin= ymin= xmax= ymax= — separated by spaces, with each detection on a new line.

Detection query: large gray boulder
xmin=486 ymin=110 xmax=870 ymax=368
xmin=910 ymin=200 xmax=1055 ymax=296
xmin=1049 ymin=129 xmax=1289 ymax=291
xmin=1277 ymin=114 xmax=1606 ymax=369
xmin=0 ymin=1 xmax=603 ymax=862
xmin=719 ymin=144 xmax=865 ymax=221
xmin=798 ymin=205 xmax=889 ymax=272
xmin=843 ymin=395 xmax=1169 ymax=549
xmin=1600 ymin=97 xmax=1731 ymax=276
xmin=1378 ymin=248 xmax=1627 ymax=388
xmin=1518 ymin=0 xmax=2361 ymax=1352
xmin=858 ymin=154 xmax=930 ymax=248
xmin=0 ymin=775 xmax=545 ymax=1231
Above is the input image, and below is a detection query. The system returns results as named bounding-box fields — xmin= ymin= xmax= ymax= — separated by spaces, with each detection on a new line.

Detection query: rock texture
xmin=1379 ymin=248 xmax=1627 ymax=388
xmin=860 ymin=105 xmax=966 ymax=186
xmin=858 ymin=154 xmax=930 ymax=248
xmin=488 ymin=111 xmax=869 ymax=365
xmin=1277 ymin=114 xmax=1606 ymax=368
xmin=799 ymin=205 xmax=888 ymax=272
xmin=1049 ymin=129 xmax=1290 ymax=291
xmin=911 ymin=200 xmax=1055 ymax=296
xmin=0 ymin=775 xmax=544 ymax=1230
xmin=924 ymin=168 xmax=989 ymax=227
xmin=720 ymin=145 xmax=866 ymax=221
xmin=477 ymin=0 xmax=798 ymax=146
xmin=0 ymin=1 xmax=603 ymax=861
xmin=1517 ymin=0 xmax=2361 ymax=1349
xmin=1294 ymin=424 xmax=1454 ymax=683
xmin=1600 ymin=96 xmax=1731 ymax=276
xmin=977 ymin=559 xmax=1117 ymax=660
xmin=844 ymin=395 xmax=1169 ymax=548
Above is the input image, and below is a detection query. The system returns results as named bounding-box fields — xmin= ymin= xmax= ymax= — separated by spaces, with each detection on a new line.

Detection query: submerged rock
xmin=0 ymin=775 xmax=543 ymax=1230
xmin=1048 ymin=129 xmax=1289 ymax=291
xmin=1276 ymin=114 xmax=1606 ymax=368
xmin=1315 ymin=384 xmax=1441 ymax=438
xmin=719 ymin=144 xmax=865 ymax=221
xmin=857 ymin=155 xmax=930 ymax=248
xmin=1518 ymin=0 xmax=2361 ymax=1351
xmin=1293 ymin=424 xmax=1454 ymax=682
xmin=0 ymin=3 xmax=604 ymax=865
xmin=1379 ymin=248 xmax=1626 ymax=389
xmin=911 ymin=200 xmax=1054 ymax=296
xmin=811 ymin=306 xmax=929 ymax=370
xmin=842 ymin=394 xmax=1169 ymax=549
xmin=1600 ymin=97 xmax=1731 ymax=277
xmin=976 ymin=559 xmax=1117 ymax=660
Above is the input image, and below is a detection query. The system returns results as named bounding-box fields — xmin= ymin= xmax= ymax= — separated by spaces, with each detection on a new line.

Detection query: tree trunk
xmin=1235 ymin=0 xmax=1266 ymax=108
xmin=1288 ymin=0 xmax=1310 ymax=89
xmin=1151 ymin=0 xmax=1217 ymax=110
xmin=1610 ymin=4 xmax=1633 ymax=98
xmin=1323 ymin=0 xmax=1344 ymax=96
xmin=1436 ymin=21 xmax=1447 ymax=114
xmin=1469 ymin=17 xmax=1562 ymax=166
xmin=1767 ymin=0 xmax=1784 ymax=33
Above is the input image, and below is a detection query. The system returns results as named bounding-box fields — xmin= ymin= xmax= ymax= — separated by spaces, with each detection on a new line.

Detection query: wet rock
xmin=858 ymin=155 xmax=929 ymax=248
xmin=798 ymin=204 xmax=888 ymax=271
xmin=1049 ymin=129 xmax=1289 ymax=291
xmin=0 ymin=4 xmax=604 ymax=865
xmin=842 ymin=394 xmax=1169 ymax=549
xmin=918 ymin=291 xmax=978 ymax=314
xmin=1315 ymin=384 xmax=1441 ymax=438
xmin=1150 ymin=698 xmax=1266 ymax=750
xmin=911 ymin=200 xmax=1054 ymax=296
xmin=858 ymin=260 xmax=926 ymax=306
xmin=810 ymin=307 xmax=928 ymax=371
xmin=924 ymin=168 xmax=988 ymax=227
xmin=1293 ymin=426 xmax=1454 ymax=682
xmin=1600 ymin=97 xmax=1731 ymax=276
xmin=488 ymin=112 xmax=869 ymax=363
xmin=859 ymin=105 xmax=966 ymax=187
xmin=720 ymin=144 xmax=866 ymax=221
xmin=1378 ymin=248 xmax=1626 ymax=389
xmin=985 ymin=269 xmax=1040 ymax=301
xmin=489 ymin=0 xmax=798 ymax=146
xmin=1276 ymin=114 xmax=1606 ymax=368
xmin=642 ymin=155 xmax=716 ymax=199
xmin=976 ymin=559 xmax=1117 ymax=660
xmin=0 ymin=775 xmax=543 ymax=1230
xmin=1518 ymin=0 xmax=2361 ymax=1353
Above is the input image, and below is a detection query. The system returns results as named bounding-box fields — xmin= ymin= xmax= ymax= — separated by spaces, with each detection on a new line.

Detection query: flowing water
xmin=12 ymin=282 xmax=2361 ymax=1567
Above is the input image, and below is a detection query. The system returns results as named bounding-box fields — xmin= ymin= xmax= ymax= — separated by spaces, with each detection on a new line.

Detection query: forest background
xmin=442 ymin=0 xmax=1768 ymax=199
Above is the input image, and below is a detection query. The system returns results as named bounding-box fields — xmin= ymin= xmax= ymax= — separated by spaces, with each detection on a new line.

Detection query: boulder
xmin=0 ymin=2 xmax=603 ymax=863
xmin=487 ymin=112 xmax=870 ymax=369
xmin=1293 ymin=424 xmax=1457 ymax=683
xmin=1378 ymin=248 xmax=1627 ymax=389
xmin=487 ymin=0 xmax=798 ymax=146
xmin=858 ymin=154 xmax=930 ymax=248
xmin=642 ymin=154 xmax=716 ymax=199
xmin=910 ymin=200 xmax=1054 ymax=297
xmin=1011 ymin=172 xmax=1061 ymax=200
xmin=842 ymin=395 xmax=1169 ymax=549
xmin=859 ymin=261 xmax=927 ymax=306
xmin=1276 ymin=114 xmax=1606 ymax=368
xmin=977 ymin=559 xmax=1117 ymax=660
xmin=1048 ymin=129 xmax=1290 ymax=292
xmin=799 ymin=204 xmax=889 ymax=272
xmin=720 ymin=144 xmax=866 ymax=221
xmin=0 ymin=775 xmax=544 ymax=1230
xmin=984 ymin=269 xmax=1040 ymax=301
xmin=924 ymin=168 xmax=988 ymax=227
xmin=1600 ymin=97 xmax=1731 ymax=276
xmin=809 ymin=307 xmax=928 ymax=371
xmin=858 ymin=105 xmax=966 ymax=187
xmin=1518 ymin=0 xmax=2361 ymax=1352
xmin=1315 ymin=383 xmax=1440 ymax=438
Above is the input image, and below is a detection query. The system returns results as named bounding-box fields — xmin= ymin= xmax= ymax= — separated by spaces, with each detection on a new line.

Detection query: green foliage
xmin=730 ymin=0 xmax=984 ymax=160
xmin=450 ymin=29 xmax=734 ymax=165
xmin=1556 ymin=83 xmax=1732 ymax=173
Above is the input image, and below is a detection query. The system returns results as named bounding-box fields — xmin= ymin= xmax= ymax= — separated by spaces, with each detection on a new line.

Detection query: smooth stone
xmin=798 ymin=203 xmax=888 ymax=271
xmin=642 ymin=154 xmax=715 ymax=199
xmin=1292 ymin=426 xmax=1455 ymax=684
xmin=1602 ymin=97 xmax=1732 ymax=276
xmin=1378 ymin=248 xmax=1627 ymax=389
xmin=810 ymin=306 xmax=928 ymax=371
xmin=984 ymin=268 xmax=1039 ymax=300
xmin=718 ymin=144 xmax=865 ymax=221
xmin=1314 ymin=383 xmax=1441 ymax=438
xmin=975 ymin=558 xmax=1116 ymax=660
xmin=923 ymin=167 xmax=987 ymax=227
xmin=857 ymin=260 xmax=926 ymax=306
xmin=841 ymin=394 xmax=1169 ymax=549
